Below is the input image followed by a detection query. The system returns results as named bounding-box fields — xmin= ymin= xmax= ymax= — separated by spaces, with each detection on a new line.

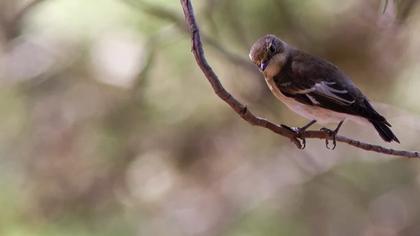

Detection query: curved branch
xmin=180 ymin=0 xmax=420 ymax=159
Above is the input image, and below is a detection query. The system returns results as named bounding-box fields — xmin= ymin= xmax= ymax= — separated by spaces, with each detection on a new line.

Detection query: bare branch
xmin=180 ymin=0 xmax=420 ymax=159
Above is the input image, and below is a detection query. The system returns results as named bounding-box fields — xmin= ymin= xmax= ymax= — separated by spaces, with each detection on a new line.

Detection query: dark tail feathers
xmin=369 ymin=119 xmax=400 ymax=143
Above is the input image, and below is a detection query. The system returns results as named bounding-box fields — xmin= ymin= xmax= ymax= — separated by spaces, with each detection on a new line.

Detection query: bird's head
xmin=249 ymin=34 xmax=287 ymax=73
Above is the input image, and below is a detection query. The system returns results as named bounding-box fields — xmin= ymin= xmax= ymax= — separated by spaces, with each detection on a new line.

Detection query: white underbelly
xmin=264 ymin=77 xmax=368 ymax=125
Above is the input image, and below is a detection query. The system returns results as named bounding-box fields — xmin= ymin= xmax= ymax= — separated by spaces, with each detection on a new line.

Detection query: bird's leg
xmin=281 ymin=120 xmax=317 ymax=149
xmin=320 ymin=120 xmax=344 ymax=150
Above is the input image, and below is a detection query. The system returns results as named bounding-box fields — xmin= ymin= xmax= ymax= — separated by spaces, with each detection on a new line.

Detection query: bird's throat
xmin=263 ymin=53 xmax=287 ymax=78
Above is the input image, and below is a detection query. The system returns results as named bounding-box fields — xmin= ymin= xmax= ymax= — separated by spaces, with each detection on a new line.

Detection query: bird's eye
xmin=268 ymin=43 xmax=275 ymax=53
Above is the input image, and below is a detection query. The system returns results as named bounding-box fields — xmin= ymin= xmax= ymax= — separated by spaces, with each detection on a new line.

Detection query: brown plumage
xmin=249 ymin=34 xmax=399 ymax=143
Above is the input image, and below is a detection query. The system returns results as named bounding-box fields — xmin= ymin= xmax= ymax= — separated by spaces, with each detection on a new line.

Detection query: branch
xmin=180 ymin=0 xmax=420 ymax=159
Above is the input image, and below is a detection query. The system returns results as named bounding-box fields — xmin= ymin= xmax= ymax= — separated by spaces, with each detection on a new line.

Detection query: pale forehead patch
xmin=249 ymin=37 xmax=267 ymax=62
xmin=249 ymin=34 xmax=283 ymax=63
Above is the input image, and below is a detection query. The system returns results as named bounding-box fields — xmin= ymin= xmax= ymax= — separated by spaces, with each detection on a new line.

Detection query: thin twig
xmin=180 ymin=0 xmax=420 ymax=158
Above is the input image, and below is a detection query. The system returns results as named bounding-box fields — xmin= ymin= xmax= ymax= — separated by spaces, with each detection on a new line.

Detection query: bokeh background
xmin=1 ymin=0 xmax=420 ymax=235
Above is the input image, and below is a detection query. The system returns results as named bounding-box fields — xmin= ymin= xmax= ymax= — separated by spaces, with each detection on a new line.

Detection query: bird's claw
xmin=320 ymin=120 xmax=344 ymax=150
xmin=281 ymin=120 xmax=316 ymax=149
xmin=282 ymin=125 xmax=306 ymax=149
xmin=320 ymin=127 xmax=337 ymax=150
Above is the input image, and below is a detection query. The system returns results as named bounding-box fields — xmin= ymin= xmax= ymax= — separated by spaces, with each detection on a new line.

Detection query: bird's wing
xmin=272 ymin=50 xmax=398 ymax=142
xmin=274 ymin=52 xmax=366 ymax=117
xmin=280 ymin=80 xmax=356 ymax=106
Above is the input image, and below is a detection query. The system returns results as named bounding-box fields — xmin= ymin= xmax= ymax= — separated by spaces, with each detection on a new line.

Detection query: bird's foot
xmin=320 ymin=120 xmax=344 ymax=150
xmin=281 ymin=120 xmax=317 ymax=149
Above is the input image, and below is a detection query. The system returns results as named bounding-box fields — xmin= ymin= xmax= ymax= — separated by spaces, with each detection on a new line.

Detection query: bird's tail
xmin=369 ymin=119 xmax=400 ymax=143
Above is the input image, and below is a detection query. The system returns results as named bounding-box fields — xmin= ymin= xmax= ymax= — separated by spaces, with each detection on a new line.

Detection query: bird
xmin=249 ymin=34 xmax=399 ymax=147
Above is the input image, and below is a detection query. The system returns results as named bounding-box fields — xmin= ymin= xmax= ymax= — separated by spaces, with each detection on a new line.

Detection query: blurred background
xmin=1 ymin=0 xmax=420 ymax=235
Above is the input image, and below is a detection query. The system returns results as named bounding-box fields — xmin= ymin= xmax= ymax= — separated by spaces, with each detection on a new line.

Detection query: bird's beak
xmin=260 ymin=62 xmax=268 ymax=71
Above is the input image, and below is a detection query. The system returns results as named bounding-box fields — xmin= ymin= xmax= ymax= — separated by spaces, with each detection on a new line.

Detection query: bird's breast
xmin=264 ymin=76 xmax=367 ymax=125
xmin=264 ymin=76 xmax=301 ymax=109
xmin=263 ymin=54 xmax=286 ymax=78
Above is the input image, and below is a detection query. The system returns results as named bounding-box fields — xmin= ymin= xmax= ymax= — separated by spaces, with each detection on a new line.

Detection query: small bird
xmin=249 ymin=34 xmax=399 ymax=146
